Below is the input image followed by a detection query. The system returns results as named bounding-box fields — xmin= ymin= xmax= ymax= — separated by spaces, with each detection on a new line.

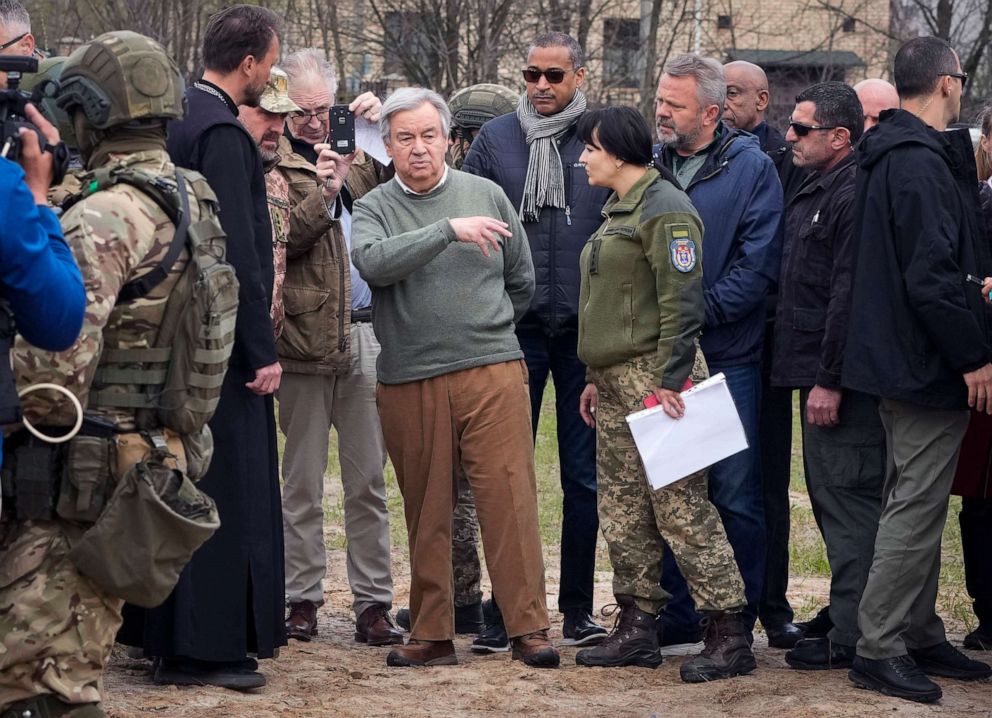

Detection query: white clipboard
xmin=625 ymin=372 xmax=748 ymax=490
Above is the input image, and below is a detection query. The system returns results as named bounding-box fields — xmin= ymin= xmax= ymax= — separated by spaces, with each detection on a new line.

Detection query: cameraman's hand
xmin=19 ymin=104 xmax=59 ymax=204
xmin=314 ymin=142 xmax=356 ymax=199
xmin=350 ymin=92 xmax=382 ymax=123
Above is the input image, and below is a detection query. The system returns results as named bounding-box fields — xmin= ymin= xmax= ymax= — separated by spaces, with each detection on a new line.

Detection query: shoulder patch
xmin=667 ymin=223 xmax=697 ymax=273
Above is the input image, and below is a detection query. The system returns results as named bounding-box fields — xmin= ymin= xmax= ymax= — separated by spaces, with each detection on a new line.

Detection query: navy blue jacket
xmin=462 ymin=113 xmax=610 ymax=334
xmin=0 ymin=157 xmax=85 ymax=351
xmin=843 ymin=110 xmax=990 ymax=409
xmin=655 ymin=128 xmax=784 ymax=366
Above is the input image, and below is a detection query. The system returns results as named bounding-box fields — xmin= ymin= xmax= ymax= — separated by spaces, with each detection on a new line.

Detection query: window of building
xmin=603 ymin=18 xmax=641 ymax=87
xmin=717 ymin=15 xmax=733 ymax=30
xmin=383 ymin=11 xmax=439 ymax=80
xmin=842 ymin=17 xmax=856 ymax=32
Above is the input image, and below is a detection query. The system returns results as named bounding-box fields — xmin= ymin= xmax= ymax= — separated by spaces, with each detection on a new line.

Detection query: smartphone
xmin=328 ymin=104 xmax=356 ymax=154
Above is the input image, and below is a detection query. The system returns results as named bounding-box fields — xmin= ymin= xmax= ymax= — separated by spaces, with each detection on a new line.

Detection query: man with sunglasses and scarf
xmin=462 ymin=32 xmax=608 ymax=650
xmin=769 ymin=82 xmax=885 ymax=674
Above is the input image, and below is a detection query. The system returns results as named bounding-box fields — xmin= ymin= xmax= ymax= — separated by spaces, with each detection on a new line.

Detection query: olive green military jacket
xmin=275 ymin=137 xmax=382 ymax=375
xmin=577 ymin=168 xmax=705 ymax=390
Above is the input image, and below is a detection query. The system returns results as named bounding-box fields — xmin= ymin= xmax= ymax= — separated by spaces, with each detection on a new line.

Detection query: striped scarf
xmin=516 ymin=89 xmax=587 ymax=222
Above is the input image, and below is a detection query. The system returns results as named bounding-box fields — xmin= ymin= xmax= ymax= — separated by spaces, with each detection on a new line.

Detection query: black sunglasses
xmin=0 ymin=32 xmax=27 ymax=51
xmin=522 ymin=68 xmax=571 ymax=84
xmin=941 ymin=72 xmax=969 ymax=89
xmin=789 ymin=120 xmax=837 ymax=137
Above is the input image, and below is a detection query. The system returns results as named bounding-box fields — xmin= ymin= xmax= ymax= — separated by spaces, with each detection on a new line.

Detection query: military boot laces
xmin=575 ymin=596 xmax=662 ymax=668
xmin=679 ymin=612 xmax=756 ymax=683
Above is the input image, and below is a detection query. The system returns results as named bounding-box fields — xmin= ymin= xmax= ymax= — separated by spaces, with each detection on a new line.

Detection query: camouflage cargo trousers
xmin=452 ymin=466 xmax=483 ymax=608
xmin=589 ymin=352 xmax=746 ymax=616
xmin=0 ymin=520 xmax=122 ymax=708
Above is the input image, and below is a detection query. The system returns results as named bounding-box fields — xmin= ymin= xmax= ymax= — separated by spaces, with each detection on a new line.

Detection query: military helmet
xmin=18 ymin=56 xmax=73 ymax=140
xmin=56 ymin=30 xmax=185 ymax=130
xmin=448 ymin=83 xmax=519 ymax=132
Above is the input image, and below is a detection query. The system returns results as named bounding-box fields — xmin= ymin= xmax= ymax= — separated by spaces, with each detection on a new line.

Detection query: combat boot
xmin=0 ymin=694 xmax=106 ymax=717
xmin=575 ymin=595 xmax=663 ymax=668
xmin=680 ymin=611 xmax=756 ymax=683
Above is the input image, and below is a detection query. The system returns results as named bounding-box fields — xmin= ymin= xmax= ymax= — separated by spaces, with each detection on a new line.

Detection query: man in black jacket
xmin=722 ymin=59 xmax=805 ymax=649
xmin=462 ymin=31 xmax=608 ymax=650
xmin=770 ymin=82 xmax=885 ymax=673
xmin=117 ymin=5 xmax=285 ymax=691
xmin=843 ymin=36 xmax=992 ymax=702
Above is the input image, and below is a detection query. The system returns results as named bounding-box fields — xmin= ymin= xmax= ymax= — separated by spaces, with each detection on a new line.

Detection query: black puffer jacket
xmin=842 ymin=109 xmax=990 ymax=409
xmin=462 ymin=113 xmax=610 ymax=334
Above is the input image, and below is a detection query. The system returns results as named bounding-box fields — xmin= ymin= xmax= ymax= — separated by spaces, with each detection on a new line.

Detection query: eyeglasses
xmin=522 ymin=68 xmax=571 ymax=84
xmin=0 ymin=32 xmax=27 ymax=52
xmin=941 ymin=72 xmax=969 ymax=90
xmin=789 ymin=120 xmax=837 ymax=137
xmin=288 ymin=108 xmax=329 ymax=125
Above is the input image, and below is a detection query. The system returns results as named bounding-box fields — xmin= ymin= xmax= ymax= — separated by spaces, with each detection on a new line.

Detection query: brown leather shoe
xmin=286 ymin=600 xmax=318 ymax=642
xmin=386 ymin=639 xmax=458 ymax=667
xmin=511 ymin=629 xmax=561 ymax=668
xmin=355 ymin=603 xmax=404 ymax=646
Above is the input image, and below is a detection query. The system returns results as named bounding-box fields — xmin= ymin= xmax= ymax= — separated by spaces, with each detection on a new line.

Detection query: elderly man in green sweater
xmin=351 ymin=87 xmax=559 ymax=669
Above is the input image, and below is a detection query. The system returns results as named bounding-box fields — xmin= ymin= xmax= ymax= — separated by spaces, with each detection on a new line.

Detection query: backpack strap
xmin=117 ymin=170 xmax=192 ymax=303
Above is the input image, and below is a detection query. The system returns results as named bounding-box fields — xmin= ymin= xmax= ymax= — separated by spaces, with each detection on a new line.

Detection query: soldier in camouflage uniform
xmin=238 ymin=67 xmax=301 ymax=341
xmin=0 ymin=31 xmax=216 ymax=717
xmin=571 ymin=107 xmax=755 ymax=682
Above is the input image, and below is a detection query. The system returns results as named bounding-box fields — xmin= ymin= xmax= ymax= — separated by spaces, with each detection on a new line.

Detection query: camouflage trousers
xmin=0 ymin=520 xmax=122 ymax=708
xmin=452 ymin=467 xmax=483 ymax=607
xmin=589 ymin=353 xmax=746 ymax=616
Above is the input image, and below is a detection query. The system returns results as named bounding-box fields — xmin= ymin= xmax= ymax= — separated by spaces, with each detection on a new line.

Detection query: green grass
xmin=280 ymin=386 xmax=975 ymax=632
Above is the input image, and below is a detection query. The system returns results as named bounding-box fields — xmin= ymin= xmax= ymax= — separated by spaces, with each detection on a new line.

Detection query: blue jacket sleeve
xmin=703 ymin=155 xmax=784 ymax=327
xmin=0 ymin=158 xmax=85 ymax=351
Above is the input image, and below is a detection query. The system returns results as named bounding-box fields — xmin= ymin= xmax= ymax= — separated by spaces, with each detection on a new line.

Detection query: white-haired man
xmin=274 ymin=48 xmax=402 ymax=647
xmin=352 ymin=87 xmax=558 ymax=669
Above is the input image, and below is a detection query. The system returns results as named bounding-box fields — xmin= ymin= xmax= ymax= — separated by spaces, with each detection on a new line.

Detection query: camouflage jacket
xmin=265 ymin=156 xmax=290 ymax=341
xmin=276 ymin=136 xmax=382 ymax=375
xmin=13 ymin=148 xmax=205 ymax=430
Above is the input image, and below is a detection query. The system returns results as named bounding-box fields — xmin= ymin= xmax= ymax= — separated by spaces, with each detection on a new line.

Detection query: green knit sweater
xmin=352 ymin=169 xmax=535 ymax=384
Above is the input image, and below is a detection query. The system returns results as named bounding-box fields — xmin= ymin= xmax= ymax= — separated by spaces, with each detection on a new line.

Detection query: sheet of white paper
xmin=355 ymin=116 xmax=391 ymax=166
xmin=625 ymin=373 xmax=749 ymax=490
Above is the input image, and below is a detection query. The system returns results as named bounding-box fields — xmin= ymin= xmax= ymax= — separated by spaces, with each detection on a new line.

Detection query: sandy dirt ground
xmin=102 ymin=549 xmax=992 ymax=718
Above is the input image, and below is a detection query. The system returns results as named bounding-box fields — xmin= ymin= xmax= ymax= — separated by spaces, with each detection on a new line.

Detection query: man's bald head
xmin=854 ymin=78 xmax=899 ymax=131
xmin=723 ymin=60 xmax=770 ymax=131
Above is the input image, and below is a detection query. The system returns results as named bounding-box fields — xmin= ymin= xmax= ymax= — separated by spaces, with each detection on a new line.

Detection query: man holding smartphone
xmin=277 ymin=48 xmax=400 ymax=647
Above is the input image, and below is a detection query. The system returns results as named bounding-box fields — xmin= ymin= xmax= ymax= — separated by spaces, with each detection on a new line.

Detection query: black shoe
xmin=394 ymin=602 xmax=484 ymax=635
xmin=964 ymin=624 xmax=992 ymax=651
xmin=848 ymin=655 xmax=941 ymax=703
xmin=575 ymin=596 xmax=663 ymax=668
xmin=656 ymin=617 xmax=703 ymax=648
xmin=1 ymin=695 xmax=106 ymax=717
xmin=909 ymin=641 xmax=992 ymax=680
xmin=471 ymin=600 xmax=509 ymax=653
xmin=562 ymin=609 xmax=608 ymax=647
xmin=796 ymin=606 xmax=833 ymax=639
xmin=153 ymin=657 xmax=266 ymax=691
xmin=765 ymin=621 xmax=805 ymax=649
xmin=679 ymin=612 xmax=757 ymax=683
xmin=396 ymin=607 xmax=411 ymax=631
xmin=785 ymin=637 xmax=855 ymax=670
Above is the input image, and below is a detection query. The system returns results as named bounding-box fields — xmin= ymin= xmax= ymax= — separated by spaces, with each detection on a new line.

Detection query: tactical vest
xmin=65 ymin=166 xmax=239 ymax=434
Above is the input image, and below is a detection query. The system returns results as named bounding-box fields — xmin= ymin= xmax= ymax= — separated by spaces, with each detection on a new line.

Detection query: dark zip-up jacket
xmin=462 ymin=112 xmax=610 ymax=335
xmin=842 ymin=109 xmax=990 ymax=409
xmin=771 ymin=153 xmax=858 ymax=389
xmin=654 ymin=128 xmax=784 ymax=366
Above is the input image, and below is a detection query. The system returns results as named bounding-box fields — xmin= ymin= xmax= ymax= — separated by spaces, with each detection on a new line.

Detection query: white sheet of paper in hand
xmin=355 ymin=116 xmax=391 ymax=166
xmin=625 ymin=373 xmax=748 ymax=490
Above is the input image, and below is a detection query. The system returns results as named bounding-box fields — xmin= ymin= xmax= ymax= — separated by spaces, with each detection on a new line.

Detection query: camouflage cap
xmin=56 ymin=30 xmax=185 ymax=130
xmin=259 ymin=67 xmax=301 ymax=115
xmin=448 ymin=83 xmax=519 ymax=131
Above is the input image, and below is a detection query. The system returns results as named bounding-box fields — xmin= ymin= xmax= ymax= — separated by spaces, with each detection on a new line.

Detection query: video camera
xmin=0 ymin=56 xmax=68 ymax=183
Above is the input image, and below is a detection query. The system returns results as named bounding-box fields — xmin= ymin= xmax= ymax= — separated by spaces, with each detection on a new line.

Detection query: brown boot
xmin=680 ymin=612 xmax=756 ymax=683
xmin=575 ymin=595 xmax=662 ymax=668
xmin=386 ymin=639 xmax=458 ymax=667
xmin=511 ymin=629 xmax=560 ymax=668
xmin=355 ymin=603 xmax=404 ymax=646
xmin=286 ymin=600 xmax=318 ymax=642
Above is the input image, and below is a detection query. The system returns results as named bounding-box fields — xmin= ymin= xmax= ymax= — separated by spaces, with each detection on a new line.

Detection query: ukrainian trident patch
xmin=668 ymin=224 xmax=697 ymax=273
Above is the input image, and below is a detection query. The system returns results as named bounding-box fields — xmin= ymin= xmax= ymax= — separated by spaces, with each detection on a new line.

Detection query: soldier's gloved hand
xmin=350 ymin=91 xmax=382 ymax=123
xmin=579 ymin=383 xmax=598 ymax=428
xmin=19 ymin=103 xmax=59 ymax=204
